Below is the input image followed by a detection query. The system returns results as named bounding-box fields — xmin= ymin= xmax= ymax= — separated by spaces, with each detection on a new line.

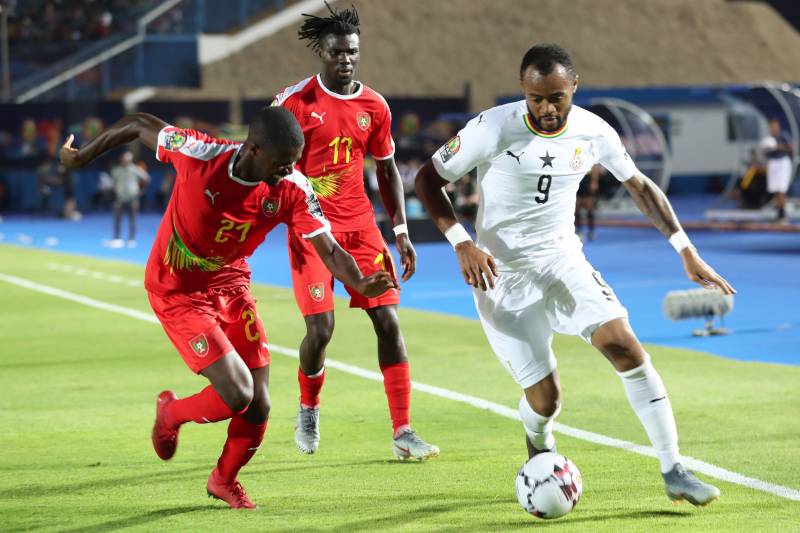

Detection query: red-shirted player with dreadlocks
xmin=272 ymin=2 xmax=439 ymax=460
xmin=59 ymin=106 xmax=394 ymax=508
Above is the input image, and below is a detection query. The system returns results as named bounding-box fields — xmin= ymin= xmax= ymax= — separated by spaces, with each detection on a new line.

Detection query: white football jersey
xmin=432 ymin=101 xmax=637 ymax=267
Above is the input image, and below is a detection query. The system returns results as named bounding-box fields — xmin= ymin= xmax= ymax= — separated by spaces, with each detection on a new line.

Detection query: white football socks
xmin=519 ymin=395 xmax=560 ymax=452
xmin=617 ymin=355 xmax=681 ymax=473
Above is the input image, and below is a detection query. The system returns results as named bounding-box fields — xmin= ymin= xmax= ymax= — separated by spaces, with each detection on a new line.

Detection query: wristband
xmin=444 ymin=223 xmax=472 ymax=248
xmin=668 ymin=230 xmax=693 ymax=253
xmin=392 ymin=224 xmax=408 ymax=236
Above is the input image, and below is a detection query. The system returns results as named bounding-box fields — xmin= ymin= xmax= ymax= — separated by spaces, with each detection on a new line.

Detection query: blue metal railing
xmin=10 ymin=0 xmax=286 ymax=102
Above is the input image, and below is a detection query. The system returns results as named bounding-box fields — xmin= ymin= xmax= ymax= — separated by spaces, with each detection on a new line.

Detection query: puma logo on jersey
xmin=477 ymin=114 xmax=486 ymax=124
xmin=310 ymin=111 xmax=326 ymax=124
xmin=505 ymin=150 xmax=524 ymax=164
xmin=204 ymin=189 xmax=220 ymax=204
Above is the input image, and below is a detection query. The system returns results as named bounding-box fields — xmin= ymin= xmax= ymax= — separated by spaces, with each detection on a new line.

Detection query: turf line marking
xmin=2 ymin=271 xmax=799 ymax=502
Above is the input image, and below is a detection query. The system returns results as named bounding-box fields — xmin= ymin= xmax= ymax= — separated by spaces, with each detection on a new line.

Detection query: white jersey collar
xmin=316 ymin=73 xmax=363 ymax=100
xmin=227 ymin=145 xmax=260 ymax=187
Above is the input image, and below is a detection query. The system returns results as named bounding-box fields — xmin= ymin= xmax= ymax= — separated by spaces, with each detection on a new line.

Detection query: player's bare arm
xmin=622 ymin=171 xmax=736 ymax=295
xmin=59 ymin=113 xmax=167 ymax=169
xmin=375 ymin=157 xmax=417 ymax=282
xmin=309 ymin=231 xmax=396 ymax=297
xmin=415 ymin=160 xmax=498 ymax=291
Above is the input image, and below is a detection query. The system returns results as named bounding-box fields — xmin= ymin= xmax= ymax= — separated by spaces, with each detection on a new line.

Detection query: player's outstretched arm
xmin=622 ymin=171 xmax=736 ymax=295
xmin=59 ymin=113 xmax=168 ymax=170
xmin=309 ymin=231 xmax=396 ymax=297
xmin=414 ymin=161 xmax=498 ymax=291
xmin=375 ymin=157 xmax=417 ymax=282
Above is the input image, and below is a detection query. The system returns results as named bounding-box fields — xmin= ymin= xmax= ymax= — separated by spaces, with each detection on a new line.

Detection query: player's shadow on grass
xmin=51 ymin=505 xmax=218 ymax=533
xmin=487 ymin=509 xmax=690 ymax=529
xmin=0 ymin=465 xmax=210 ymax=500
xmin=330 ymin=498 xmax=492 ymax=532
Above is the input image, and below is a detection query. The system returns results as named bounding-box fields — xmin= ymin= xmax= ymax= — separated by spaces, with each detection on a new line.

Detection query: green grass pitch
xmin=1 ymin=244 xmax=798 ymax=532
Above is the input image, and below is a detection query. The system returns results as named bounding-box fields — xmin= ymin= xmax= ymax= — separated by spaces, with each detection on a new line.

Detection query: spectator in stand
xmin=109 ymin=151 xmax=149 ymax=248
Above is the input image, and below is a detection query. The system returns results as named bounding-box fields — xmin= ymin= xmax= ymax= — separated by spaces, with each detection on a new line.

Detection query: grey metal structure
xmin=586 ymin=97 xmax=671 ymax=215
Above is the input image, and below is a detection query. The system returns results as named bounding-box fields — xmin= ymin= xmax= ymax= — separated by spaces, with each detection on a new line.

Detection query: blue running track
xmin=1 ymin=212 xmax=797 ymax=366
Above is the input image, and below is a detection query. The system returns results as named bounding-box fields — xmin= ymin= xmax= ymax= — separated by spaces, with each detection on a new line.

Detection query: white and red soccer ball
xmin=515 ymin=452 xmax=582 ymax=519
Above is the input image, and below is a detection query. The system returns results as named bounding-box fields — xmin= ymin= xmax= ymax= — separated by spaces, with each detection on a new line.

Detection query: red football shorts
xmin=147 ymin=285 xmax=270 ymax=374
xmin=288 ymin=225 xmax=400 ymax=316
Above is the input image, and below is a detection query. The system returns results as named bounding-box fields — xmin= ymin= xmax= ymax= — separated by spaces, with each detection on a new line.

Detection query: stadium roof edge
xmin=198 ymin=0 xmax=341 ymax=65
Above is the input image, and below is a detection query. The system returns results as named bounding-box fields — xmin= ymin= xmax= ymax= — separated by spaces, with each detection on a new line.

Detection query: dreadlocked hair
xmin=298 ymin=1 xmax=360 ymax=53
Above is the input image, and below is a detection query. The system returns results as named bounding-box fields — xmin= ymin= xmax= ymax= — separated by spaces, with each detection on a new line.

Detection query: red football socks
xmin=215 ymin=415 xmax=268 ymax=483
xmin=298 ymin=367 xmax=325 ymax=408
xmin=381 ymin=362 xmax=411 ymax=434
xmin=167 ymin=385 xmax=238 ymax=426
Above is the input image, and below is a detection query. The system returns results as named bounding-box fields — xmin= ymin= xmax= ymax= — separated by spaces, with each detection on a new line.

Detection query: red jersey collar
xmin=316 ymin=73 xmax=363 ymax=100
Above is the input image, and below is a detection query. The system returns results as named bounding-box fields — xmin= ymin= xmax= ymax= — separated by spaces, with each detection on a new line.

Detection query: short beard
xmin=528 ymin=104 xmax=572 ymax=132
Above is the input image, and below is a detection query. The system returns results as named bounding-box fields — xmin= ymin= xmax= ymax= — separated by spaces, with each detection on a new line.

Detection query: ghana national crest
xmin=357 ymin=112 xmax=371 ymax=130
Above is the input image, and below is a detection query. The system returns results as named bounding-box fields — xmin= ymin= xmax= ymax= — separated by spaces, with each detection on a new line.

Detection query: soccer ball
xmin=515 ymin=452 xmax=582 ymax=519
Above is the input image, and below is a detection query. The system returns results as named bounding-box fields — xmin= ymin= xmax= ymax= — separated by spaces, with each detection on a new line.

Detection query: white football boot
xmin=662 ymin=463 xmax=720 ymax=506
xmin=294 ymin=405 xmax=320 ymax=454
xmin=392 ymin=429 xmax=440 ymax=461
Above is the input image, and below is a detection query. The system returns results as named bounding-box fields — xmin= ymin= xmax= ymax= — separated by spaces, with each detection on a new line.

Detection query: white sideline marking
xmin=1 ymin=271 xmax=799 ymax=502
xmin=47 ymin=263 xmax=142 ymax=288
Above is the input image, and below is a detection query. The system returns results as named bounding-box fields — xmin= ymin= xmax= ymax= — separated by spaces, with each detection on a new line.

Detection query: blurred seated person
xmin=734 ymin=148 xmax=768 ymax=209
xmin=575 ymin=164 xmax=601 ymax=241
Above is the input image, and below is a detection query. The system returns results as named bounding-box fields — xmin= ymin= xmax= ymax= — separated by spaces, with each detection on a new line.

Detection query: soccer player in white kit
xmin=760 ymin=117 xmax=794 ymax=223
xmin=415 ymin=43 xmax=736 ymax=507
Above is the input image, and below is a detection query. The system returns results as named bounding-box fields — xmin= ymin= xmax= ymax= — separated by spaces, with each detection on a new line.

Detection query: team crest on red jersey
xmin=189 ymin=334 xmax=209 ymax=357
xmin=262 ymin=197 xmax=280 ymax=217
xmin=308 ymin=283 xmax=324 ymax=302
xmin=356 ymin=112 xmax=371 ymax=131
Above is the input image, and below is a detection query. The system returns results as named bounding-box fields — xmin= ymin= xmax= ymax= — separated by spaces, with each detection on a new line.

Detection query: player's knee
xmin=225 ymin=374 xmax=255 ymax=413
xmin=592 ymin=322 xmax=643 ymax=369
xmin=306 ymin=313 xmax=335 ymax=349
xmin=246 ymin=390 xmax=270 ymax=424
xmin=369 ymin=307 xmax=402 ymax=343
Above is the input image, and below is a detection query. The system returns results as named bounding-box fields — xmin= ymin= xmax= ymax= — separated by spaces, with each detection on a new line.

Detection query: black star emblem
xmin=539 ymin=151 xmax=555 ymax=168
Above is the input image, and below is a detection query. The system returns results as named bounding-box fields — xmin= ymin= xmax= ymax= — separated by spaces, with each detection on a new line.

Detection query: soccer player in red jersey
xmin=59 ymin=107 xmax=394 ymax=509
xmin=270 ymin=3 xmax=438 ymax=460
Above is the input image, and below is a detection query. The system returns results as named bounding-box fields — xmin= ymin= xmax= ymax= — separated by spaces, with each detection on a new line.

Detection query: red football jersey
xmin=273 ymin=74 xmax=395 ymax=232
xmin=145 ymin=126 xmax=330 ymax=296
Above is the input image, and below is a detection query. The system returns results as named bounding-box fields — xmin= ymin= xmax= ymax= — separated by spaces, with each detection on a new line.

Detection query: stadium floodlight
xmin=663 ymin=288 xmax=734 ymax=337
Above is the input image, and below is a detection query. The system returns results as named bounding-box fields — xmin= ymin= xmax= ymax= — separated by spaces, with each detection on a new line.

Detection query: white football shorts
xmin=473 ymin=233 xmax=628 ymax=389
xmin=766 ymin=157 xmax=792 ymax=193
